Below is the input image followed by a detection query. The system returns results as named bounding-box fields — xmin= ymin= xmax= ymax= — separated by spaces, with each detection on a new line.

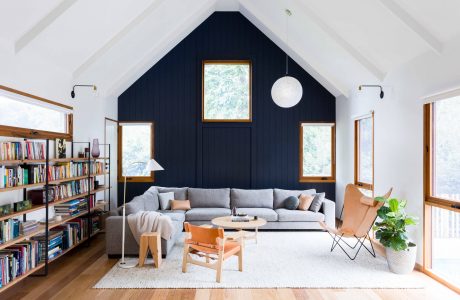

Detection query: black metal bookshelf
xmin=0 ymin=138 xmax=111 ymax=292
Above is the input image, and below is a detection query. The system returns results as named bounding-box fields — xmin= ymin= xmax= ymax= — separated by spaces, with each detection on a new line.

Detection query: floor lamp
xmin=118 ymin=159 xmax=164 ymax=269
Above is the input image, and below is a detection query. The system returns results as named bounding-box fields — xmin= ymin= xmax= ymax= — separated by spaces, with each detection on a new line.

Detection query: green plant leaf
xmin=374 ymin=196 xmax=386 ymax=202
xmin=377 ymin=206 xmax=391 ymax=219
xmin=400 ymin=199 xmax=407 ymax=208
xmin=389 ymin=198 xmax=399 ymax=212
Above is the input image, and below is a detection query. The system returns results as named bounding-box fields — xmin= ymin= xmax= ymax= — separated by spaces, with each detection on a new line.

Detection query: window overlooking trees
xmin=202 ymin=61 xmax=251 ymax=122
xmin=299 ymin=123 xmax=335 ymax=182
xmin=0 ymin=85 xmax=73 ymax=140
xmin=354 ymin=114 xmax=374 ymax=191
xmin=424 ymin=93 xmax=460 ymax=290
xmin=118 ymin=122 xmax=154 ymax=182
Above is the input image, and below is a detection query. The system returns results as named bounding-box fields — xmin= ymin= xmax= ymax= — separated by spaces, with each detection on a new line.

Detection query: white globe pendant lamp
xmin=271 ymin=9 xmax=303 ymax=108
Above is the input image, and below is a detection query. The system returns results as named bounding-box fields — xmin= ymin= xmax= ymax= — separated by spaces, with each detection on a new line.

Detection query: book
xmin=55 ymin=138 xmax=66 ymax=159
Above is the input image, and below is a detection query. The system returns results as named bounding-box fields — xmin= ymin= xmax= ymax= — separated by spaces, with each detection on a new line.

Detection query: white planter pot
xmin=385 ymin=244 xmax=417 ymax=274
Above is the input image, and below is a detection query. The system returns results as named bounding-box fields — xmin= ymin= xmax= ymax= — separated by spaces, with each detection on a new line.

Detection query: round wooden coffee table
xmin=211 ymin=216 xmax=267 ymax=244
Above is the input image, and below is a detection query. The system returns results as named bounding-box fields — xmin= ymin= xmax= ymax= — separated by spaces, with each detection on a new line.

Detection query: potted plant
xmin=373 ymin=197 xmax=418 ymax=274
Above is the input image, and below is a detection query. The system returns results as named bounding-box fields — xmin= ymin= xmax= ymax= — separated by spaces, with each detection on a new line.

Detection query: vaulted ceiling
xmin=1 ymin=0 xmax=459 ymax=98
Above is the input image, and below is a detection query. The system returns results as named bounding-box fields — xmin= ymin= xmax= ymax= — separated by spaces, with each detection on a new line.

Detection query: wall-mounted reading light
xmin=71 ymin=84 xmax=97 ymax=98
xmin=358 ymin=85 xmax=384 ymax=99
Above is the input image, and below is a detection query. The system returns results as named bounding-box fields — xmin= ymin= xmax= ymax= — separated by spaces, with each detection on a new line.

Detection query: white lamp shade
xmin=271 ymin=76 xmax=303 ymax=108
xmin=145 ymin=159 xmax=164 ymax=172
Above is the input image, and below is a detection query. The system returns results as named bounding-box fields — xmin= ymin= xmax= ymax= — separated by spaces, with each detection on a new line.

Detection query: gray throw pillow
xmin=159 ymin=192 xmax=175 ymax=210
xmin=309 ymin=192 xmax=326 ymax=213
xmin=285 ymin=196 xmax=299 ymax=210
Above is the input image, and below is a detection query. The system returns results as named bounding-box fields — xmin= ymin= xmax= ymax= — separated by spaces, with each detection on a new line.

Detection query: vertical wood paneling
xmin=118 ymin=12 xmax=336 ymax=205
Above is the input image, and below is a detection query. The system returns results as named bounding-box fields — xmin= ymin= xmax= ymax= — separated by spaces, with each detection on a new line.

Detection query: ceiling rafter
xmin=378 ymin=0 xmax=442 ymax=54
xmin=105 ymin=0 xmax=217 ymax=97
xmin=239 ymin=0 xmax=348 ymax=97
xmin=72 ymin=0 xmax=167 ymax=79
xmin=15 ymin=0 xmax=77 ymax=54
xmin=294 ymin=0 xmax=386 ymax=82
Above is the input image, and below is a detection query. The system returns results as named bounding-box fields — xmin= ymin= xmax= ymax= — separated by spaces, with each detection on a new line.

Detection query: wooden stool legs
xmin=139 ymin=232 xmax=162 ymax=268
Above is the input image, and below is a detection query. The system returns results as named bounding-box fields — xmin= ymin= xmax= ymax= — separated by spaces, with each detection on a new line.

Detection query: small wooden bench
xmin=139 ymin=232 xmax=162 ymax=268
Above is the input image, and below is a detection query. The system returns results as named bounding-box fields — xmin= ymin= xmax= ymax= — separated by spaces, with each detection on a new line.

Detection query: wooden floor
xmin=2 ymin=233 xmax=458 ymax=300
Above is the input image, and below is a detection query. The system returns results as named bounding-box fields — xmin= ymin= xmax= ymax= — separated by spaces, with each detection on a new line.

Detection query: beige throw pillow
xmin=171 ymin=200 xmax=191 ymax=211
xmin=298 ymin=194 xmax=314 ymax=211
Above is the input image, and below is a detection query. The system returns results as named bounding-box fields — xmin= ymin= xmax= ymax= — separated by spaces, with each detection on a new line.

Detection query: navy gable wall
xmin=118 ymin=12 xmax=336 ymax=205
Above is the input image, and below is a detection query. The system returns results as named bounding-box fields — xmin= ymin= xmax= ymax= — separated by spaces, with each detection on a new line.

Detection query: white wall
xmin=0 ymin=51 xmax=118 ymax=220
xmin=336 ymin=34 xmax=460 ymax=263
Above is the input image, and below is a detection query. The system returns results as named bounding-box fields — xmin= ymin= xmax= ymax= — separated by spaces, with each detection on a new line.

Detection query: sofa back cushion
xmin=231 ymin=189 xmax=273 ymax=209
xmin=143 ymin=186 xmax=159 ymax=211
xmin=188 ymin=188 xmax=230 ymax=208
xmin=125 ymin=196 xmax=145 ymax=215
xmin=273 ymin=188 xmax=316 ymax=209
xmin=156 ymin=186 xmax=188 ymax=200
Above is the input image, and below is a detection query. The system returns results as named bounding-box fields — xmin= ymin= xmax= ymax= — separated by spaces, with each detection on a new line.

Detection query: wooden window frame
xmin=354 ymin=113 xmax=374 ymax=191
xmin=299 ymin=122 xmax=336 ymax=183
xmin=0 ymin=85 xmax=73 ymax=140
xmin=117 ymin=121 xmax=155 ymax=183
xmin=202 ymin=60 xmax=252 ymax=123
xmin=423 ymin=102 xmax=460 ymax=293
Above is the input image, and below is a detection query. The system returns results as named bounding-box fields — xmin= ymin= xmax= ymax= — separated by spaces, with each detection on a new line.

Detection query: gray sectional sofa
xmin=106 ymin=186 xmax=335 ymax=257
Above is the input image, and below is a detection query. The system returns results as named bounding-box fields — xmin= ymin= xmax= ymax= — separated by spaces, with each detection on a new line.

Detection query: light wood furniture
xmin=182 ymin=222 xmax=243 ymax=283
xmin=211 ymin=216 xmax=267 ymax=243
xmin=139 ymin=232 xmax=162 ymax=268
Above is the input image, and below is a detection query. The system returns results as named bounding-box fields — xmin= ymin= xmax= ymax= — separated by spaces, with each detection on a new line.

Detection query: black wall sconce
xmin=71 ymin=84 xmax=97 ymax=98
xmin=358 ymin=85 xmax=384 ymax=99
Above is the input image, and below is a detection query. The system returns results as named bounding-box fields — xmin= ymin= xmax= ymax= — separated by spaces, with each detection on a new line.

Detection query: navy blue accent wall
xmin=118 ymin=12 xmax=336 ymax=205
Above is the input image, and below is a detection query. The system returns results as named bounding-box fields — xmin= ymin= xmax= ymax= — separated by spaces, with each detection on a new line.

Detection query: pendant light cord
xmin=285 ymin=9 xmax=290 ymax=75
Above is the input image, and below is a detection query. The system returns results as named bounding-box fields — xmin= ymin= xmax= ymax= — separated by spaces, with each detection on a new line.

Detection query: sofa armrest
xmin=109 ymin=206 xmax=123 ymax=216
xmin=320 ymin=199 xmax=336 ymax=229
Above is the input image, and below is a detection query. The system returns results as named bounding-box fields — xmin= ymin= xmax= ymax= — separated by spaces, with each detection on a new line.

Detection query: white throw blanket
xmin=127 ymin=211 xmax=175 ymax=244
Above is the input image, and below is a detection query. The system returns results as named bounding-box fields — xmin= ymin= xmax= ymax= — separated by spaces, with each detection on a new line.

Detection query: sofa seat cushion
xmin=189 ymin=188 xmax=230 ymax=208
xmin=185 ymin=208 xmax=231 ymax=221
xmin=236 ymin=208 xmax=278 ymax=222
xmin=158 ymin=210 xmax=186 ymax=222
xmin=275 ymin=209 xmax=324 ymax=222
xmin=231 ymin=189 xmax=274 ymax=209
xmin=273 ymin=189 xmax=316 ymax=209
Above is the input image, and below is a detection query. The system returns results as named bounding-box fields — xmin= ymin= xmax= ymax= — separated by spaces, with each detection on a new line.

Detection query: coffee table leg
xmin=255 ymin=227 xmax=258 ymax=244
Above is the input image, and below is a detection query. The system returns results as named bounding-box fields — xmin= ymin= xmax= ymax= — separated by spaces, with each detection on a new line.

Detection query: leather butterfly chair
xmin=319 ymin=184 xmax=392 ymax=260
xmin=182 ymin=222 xmax=243 ymax=283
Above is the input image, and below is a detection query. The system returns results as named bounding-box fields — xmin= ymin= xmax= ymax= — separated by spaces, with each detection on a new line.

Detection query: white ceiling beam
xmin=73 ymin=0 xmax=167 ymax=79
xmin=378 ymin=0 xmax=442 ymax=54
xmin=239 ymin=0 xmax=348 ymax=97
xmin=105 ymin=0 xmax=217 ymax=98
xmin=294 ymin=0 xmax=386 ymax=82
xmin=15 ymin=0 xmax=77 ymax=53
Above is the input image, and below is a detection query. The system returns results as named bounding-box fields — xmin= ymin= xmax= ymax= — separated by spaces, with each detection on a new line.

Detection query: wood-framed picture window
xmin=354 ymin=113 xmax=374 ymax=192
xmin=0 ymin=85 xmax=73 ymax=140
xmin=118 ymin=122 xmax=154 ymax=182
xmin=423 ymin=92 xmax=460 ymax=292
xmin=299 ymin=122 xmax=336 ymax=182
xmin=202 ymin=60 xmax=252 ymax=122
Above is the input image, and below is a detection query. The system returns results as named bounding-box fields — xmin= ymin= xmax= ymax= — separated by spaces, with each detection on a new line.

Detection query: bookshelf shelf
xmin=0 ymin=186 xmax=109 ymax=222
xmin=0 ymin=157 xmax=110 ymax=165
xmin=0 ymin=262 xmax=46 ymax=292
xmin=0 ymin=138 xmax=112 ymax=290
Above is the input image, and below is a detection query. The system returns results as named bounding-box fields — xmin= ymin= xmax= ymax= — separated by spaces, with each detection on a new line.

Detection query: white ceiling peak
xmin=239 ymin=0 xmax=348 ymax=97
xmin=14 ymin=0 xmax=77 ymax=53
xmin=378 ymin=0 xmax=443 ymax=54
xmin=294 ymin=0 xmax=386 ymax=82
xmin=72 ymin=0 xmax=167 ymax=79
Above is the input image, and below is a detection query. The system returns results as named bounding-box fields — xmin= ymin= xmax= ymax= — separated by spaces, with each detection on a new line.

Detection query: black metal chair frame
xmin=327 ymin=208 xmax=377 ymax=260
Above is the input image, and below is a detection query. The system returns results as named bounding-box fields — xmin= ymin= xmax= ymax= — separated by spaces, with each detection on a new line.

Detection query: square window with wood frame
xmin=354 ymin=114 xmax=374 ymax=191
xmin=0 ymin=85 xmax=73 ymax=140
xmin=299 ymin=122 xmax=335 ymax=182
xmin=202 ymin=60 xmax=252 ymax=122
xmin=424 ymin=96 xmax=460 ymax=289
xmin=118 ymin=122 xmax=154 ymax=182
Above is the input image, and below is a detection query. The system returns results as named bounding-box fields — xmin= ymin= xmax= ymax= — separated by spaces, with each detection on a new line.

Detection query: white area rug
xmin=94 ymin=232 xmax=424 ymax=289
